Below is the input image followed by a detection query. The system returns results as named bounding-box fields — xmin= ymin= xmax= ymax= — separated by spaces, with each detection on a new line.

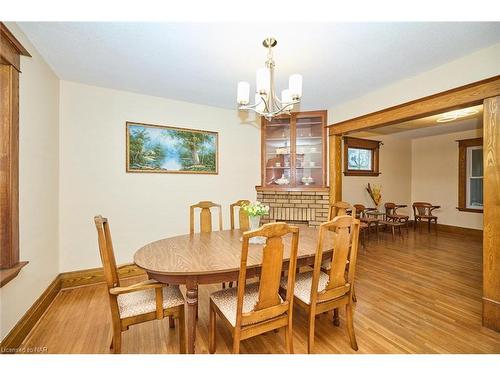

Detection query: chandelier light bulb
xmin=281 ymin=89 xmax=293 ymax=107
xmin=256 ymin=68 xmax=270 ymax=95
xmin=289 ymin=74 xmax=303 ymax=99
xmin=237 ymin=81 xmax=250 ymax=105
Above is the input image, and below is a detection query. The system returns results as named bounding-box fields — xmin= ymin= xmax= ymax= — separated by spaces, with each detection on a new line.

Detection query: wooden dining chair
xmin=282 ymin=215 xmax=360 ymax=353
xmin=327 ymin=201 xmax=355 ymax=220
xmin=328 ymin=201 xmax=366 ymax=247
xmin=189 ymin=201 xmax=223 ymax=234
xmin=230 ymin=199 xmax=250 ymax=231
xmin=209 ymin=222 xmax=300 ymax=354
xmin=94 ymin=215 xmax=186 ymax=354
xmin=413 ymin=202 xmax=440 ymax=232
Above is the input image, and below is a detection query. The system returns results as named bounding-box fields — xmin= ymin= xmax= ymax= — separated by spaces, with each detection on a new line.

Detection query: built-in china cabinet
xmin=259 ymin=110 xmax=327 ymax=189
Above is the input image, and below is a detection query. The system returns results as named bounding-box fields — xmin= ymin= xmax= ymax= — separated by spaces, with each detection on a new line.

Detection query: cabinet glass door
xmin=295 ymin=115 xmax=324 ymax=187
xmin=264 ymin=117 xmax=291 ymax=187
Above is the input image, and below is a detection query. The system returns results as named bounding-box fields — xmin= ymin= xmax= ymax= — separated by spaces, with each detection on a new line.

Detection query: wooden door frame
xmin=327 ymin=75 xmax=500 ymax=332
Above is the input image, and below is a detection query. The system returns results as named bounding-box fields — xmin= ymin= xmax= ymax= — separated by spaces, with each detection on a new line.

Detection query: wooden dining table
xmin=133 ymin=225 xmax=332 ymax=354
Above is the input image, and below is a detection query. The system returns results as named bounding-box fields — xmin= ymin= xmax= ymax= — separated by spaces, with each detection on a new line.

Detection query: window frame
xmin=343 ymin=136 xmax=381 ymax=177
xmin=457 ymin=137 xmax=483 ymax=213
xmin=0 ymin=23 xmax=30 ymax=287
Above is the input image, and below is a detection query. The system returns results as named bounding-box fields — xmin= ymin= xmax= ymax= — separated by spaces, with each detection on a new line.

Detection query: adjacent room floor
xmin=20 ymin=228 xmax=500 ymax=354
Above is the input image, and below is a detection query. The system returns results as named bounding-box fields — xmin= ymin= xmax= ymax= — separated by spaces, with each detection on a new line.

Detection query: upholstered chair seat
xmin=117 ymin=285 xmax=185 ymax=319
xmin=280 ymin=271 xmax=329 ymax=304
xmin=211 ymin=282 xmax=284 ymax=326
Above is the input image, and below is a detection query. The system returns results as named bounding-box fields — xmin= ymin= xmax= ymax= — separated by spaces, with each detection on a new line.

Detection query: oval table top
xmin=134 ymin=225 xmax=332 ymax=278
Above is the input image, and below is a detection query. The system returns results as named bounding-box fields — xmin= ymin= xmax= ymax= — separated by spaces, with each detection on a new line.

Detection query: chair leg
xmin=345 ymin=303 xmax=358 ymax=351
xmin=391 ymin=225 xmax=395 ymax=240
xmin=333 ymin=308 xmax=340 ymax=326
xmin=284 ymin=322 xmax=294 ymax=354
xmin=307 ymin=312 xmax=316 ymax=354
xmin=169 ymin=316 xmax=175 ymax=328
xmin=209 ymin=303 xmax=216 ymax=354
xmin=232 ymin=330 xmax=241 ymax=354
xmin=352 ymin=285 xmax=357 ymax=303
xmin=177 ymin=311 xmax=186 ymax=354
xmin=111 ymin=330 xmax=122 ymax=354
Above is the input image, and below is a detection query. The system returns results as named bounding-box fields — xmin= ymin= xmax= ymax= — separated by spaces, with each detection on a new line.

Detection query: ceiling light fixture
xmin=436 ymin=108 xmax=479 ymax=123
xmin=236 ymin=37 xmax=302 ymax=120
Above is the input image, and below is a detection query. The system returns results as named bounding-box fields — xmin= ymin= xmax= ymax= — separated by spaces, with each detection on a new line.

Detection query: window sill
xmin=344 ymin=171 xmax=381 ymax=177
xmin=457 ymin=207 xmax=483 ymax=213
xmin=0 ymin=261 xmax=29 ymax=288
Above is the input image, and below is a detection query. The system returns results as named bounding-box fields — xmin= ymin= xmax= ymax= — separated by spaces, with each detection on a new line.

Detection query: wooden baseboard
xmin=482 ymin=298 xmax=500 ymax=332
xmin=0 ymin=276 xmax=61 ymax=351
xmin=0 ymin=263 xmax=146 ymax=352
xmin=59 ymin=263 xmax=145 ymax=289
xmin=435 ymin=223 xmax=483 ymax=238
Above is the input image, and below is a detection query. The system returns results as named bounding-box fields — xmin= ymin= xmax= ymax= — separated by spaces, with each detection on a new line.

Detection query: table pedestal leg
xmin=186 ymin=280 xmax=198 ymax=354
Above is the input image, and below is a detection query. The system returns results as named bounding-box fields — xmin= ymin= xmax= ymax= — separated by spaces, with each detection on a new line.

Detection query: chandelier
xmin=236 ymin=37 xmax=303 ymax=120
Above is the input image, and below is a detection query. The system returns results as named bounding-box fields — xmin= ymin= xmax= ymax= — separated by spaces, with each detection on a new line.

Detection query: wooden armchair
xmin=384 ymin=202 xmax=409 ymax=223
xmin=189 ymin=201 xmax=222 ymax=234
xmin=230 ymin=199 xmax=250 ymax=231
xmin=94 ymin=216 xmax=185 ymax=354
xmin=413 ymin=202 xmax=440 ymax=232
xmin=209 ymin=222 xmax=299 ymax=354
xmin=281 ymin=215 xmax=360 ymax=353
xmin=353 ymin=203 xmax=379 ymax=238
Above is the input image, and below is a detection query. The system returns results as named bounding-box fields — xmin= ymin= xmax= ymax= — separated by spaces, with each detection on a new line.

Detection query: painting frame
xmin=125 ymin=121 xmax=219 ymax=175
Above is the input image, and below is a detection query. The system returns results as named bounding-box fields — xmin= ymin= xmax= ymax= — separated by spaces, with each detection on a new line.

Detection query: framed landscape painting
xmin=126 ymin=122 xmax=218 ymax=174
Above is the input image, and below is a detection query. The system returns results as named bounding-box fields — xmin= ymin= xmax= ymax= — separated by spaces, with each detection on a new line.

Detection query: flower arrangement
xmin=241 ymin=201 xmax=270 ymax=217
xmin=366 ymin=183 xmax=382 ymax=207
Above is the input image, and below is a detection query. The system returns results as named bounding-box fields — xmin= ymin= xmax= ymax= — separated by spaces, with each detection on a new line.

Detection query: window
xmin=343 ymin=136 xmax=381 ymax=176
xmin=457 ymin=137 xmax=483 ymax=213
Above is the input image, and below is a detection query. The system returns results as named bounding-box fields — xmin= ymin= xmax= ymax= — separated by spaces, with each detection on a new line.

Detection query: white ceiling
xmin=353 ymin=105 xmax=483 ymax=139
xmin=17 ymin=22 xmax=500 ymax=111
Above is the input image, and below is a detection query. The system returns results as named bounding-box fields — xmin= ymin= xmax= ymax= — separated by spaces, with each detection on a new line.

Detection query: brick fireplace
xmin=256 ymin=188 xmax=330 ymax=227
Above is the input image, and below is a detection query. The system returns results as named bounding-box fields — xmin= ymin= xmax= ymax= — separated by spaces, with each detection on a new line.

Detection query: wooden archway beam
xmin=328 ymin=75 xmax=500 ymax=135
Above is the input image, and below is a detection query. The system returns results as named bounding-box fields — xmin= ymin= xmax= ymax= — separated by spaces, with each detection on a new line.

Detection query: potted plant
xmin=241 ymin=201 xmax=270 ymax=244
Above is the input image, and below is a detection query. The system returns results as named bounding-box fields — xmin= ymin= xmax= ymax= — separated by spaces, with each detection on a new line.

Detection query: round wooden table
xmin=133 ymin=226 xmax=331 ymax=353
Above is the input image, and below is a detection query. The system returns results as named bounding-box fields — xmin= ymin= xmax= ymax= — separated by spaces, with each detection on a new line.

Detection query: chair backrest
xmin=353 ymin=204 xmax=366 ymax=219
xmin=190 ymin=201 xmax=223 ymax=234
xmin=230 ymin=199 xmax=250 ymax=231
xmin=310 ymin=215 xmax=360 ymax=305
xmin=235 ymin=222 xmax=299 ymax=327
xmin=413 ymin=202 xmax=433 ymax=216
xmin=328 ymin=201 xmax=356 ymax=220
xmin=384 ymin=202 xmax=396 ymax=217
xmin=94 ymin=215 xmax=120 ymax=290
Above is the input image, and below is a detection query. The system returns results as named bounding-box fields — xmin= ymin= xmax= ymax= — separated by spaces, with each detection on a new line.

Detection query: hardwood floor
xmin=19 ymin=228 xmax=500 ymax=354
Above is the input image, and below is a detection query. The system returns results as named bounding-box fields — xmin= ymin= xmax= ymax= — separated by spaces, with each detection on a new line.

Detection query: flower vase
xmin=248 ymin=215 xmax=266 ymax=244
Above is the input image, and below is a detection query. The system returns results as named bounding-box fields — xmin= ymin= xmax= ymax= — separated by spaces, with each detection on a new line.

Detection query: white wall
xmin=328 ymin=43 xmax=500 ymax=124
xmin=0 ymin=23 xmax=60 ymax=340
xmin=342 ymin=135 xmax=412 ymax=215
xmin=411 ymin=129 xmax=483 ymax=230
xmin=59 ymin=81 xmax=260 ymax=272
